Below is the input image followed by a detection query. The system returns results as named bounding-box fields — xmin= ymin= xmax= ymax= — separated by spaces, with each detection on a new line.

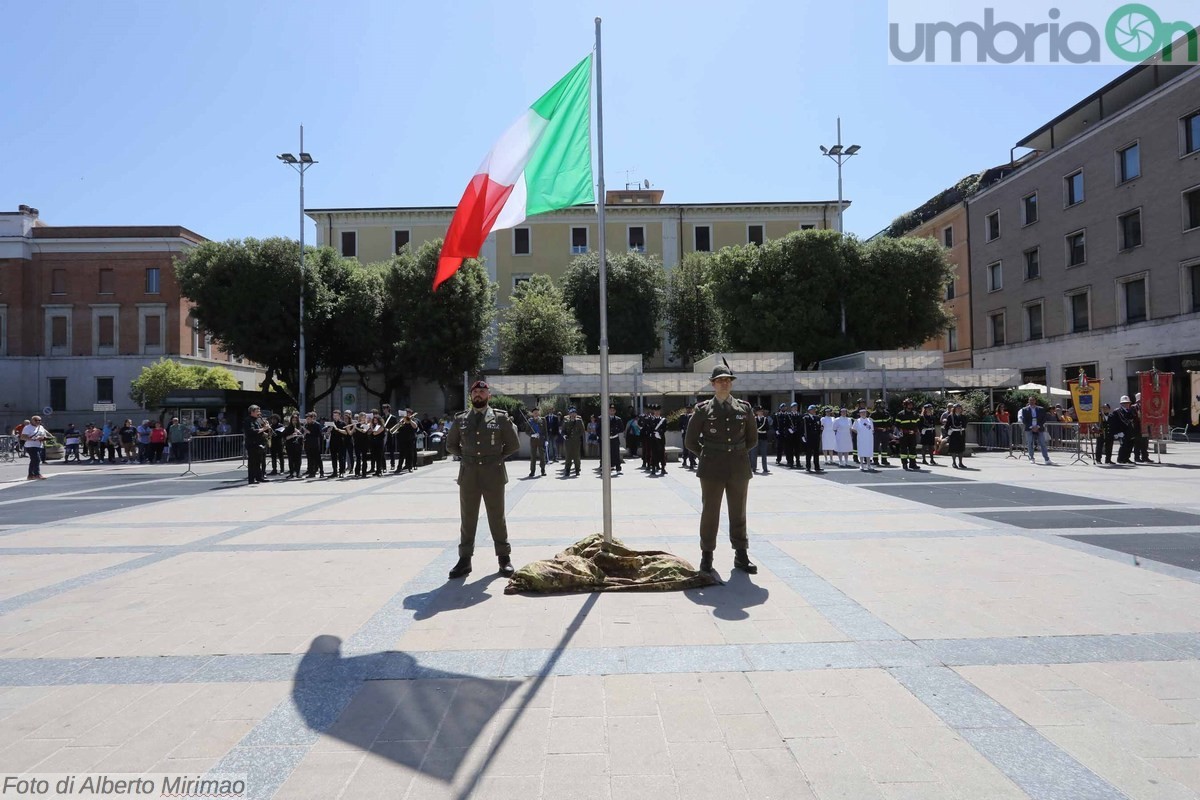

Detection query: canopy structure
xmin=1018 ymin=382 xmax=1072 ymax=397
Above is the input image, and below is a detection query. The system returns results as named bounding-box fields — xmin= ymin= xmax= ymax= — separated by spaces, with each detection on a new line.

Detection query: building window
xmin=800 ymin=224 xmax=816 ymax=231
xmin=943 ymin=226 xmax=954 ymax=247
xmin=571 ymin=226 xmax=589 ymax=254
xmin=946 ymin=322 xmax=958 ymax=352
xmin=99 ymin=269 xmax=114 ymax=294
xmin=1184 ymin=110 xmax=1200 ymax=155
xmin=51 ymin=314 xmax=68 ymax=347
xmin=1025 ymin=247 xmax=1040 ymax=280
xmin=144 ymin=314 xmax=161 ymax=348
xmin=985 ymin=211 xmax=1000 ymax=241
xmin=512 ymin=274 xmax=532 ymax=293
xmin=1063 ymin=362 xmax=1099 ymax=386
xmin=145 ymin=267 xmax=160 ymax=294
xmin=1117 ymin=142 xmax=1140 ymax=183
xmin=1118 ymin=209 xmax=1142 ymax=251
xmin=988 ymin=311 xmax=1006 ymax=346
xmin=394 ymin=230 xmax=410 ymax=254
xmin=1066 ymin=230 xmax=1087 ymax=267
xmin=513 ymin=227 xmax=531 ymax=256
xmin=0 ymin=305 xmax=7 ymax=356
xmin=97 ymin=315 xmax=115 ymax=349
xmin=628 ymin=226 xmax=646 ymax=252
xmin=51 ymin=269 xmax=67 ymax=294
xmin=48 ymin=378 xmax=66 ymax=412
xmin=945 ymin=279 xmax=955 ymax=300
xmin=340 ymin=231 xmax=357 ymax=258
xmin=1022 ymin=193 xmax=1038 ymax=225
xmin=1120 ymin=275 xmax=1148 ymax=324
xmin=1068 ymin=290 xmax=1090 ymax=333
xmin=1186 ymin=262 xmax=1200 ymax=313
xmin=1065 ymin=170 xmax=1085 ymax=206
xmin=987 ymin=261 xmax=1002 ymax=292
xmin=1183 ymin=186 xmax=1200 ymax=231
xmin=694 ymin=225 xmax=712 ymax=252
xmin=1025 ymin=302 xmax=1044 ymax=341
xmin=747 ymin=224 xmax=764 ymax=246
xmin=96 ymin=377 xmax=114 ymax=405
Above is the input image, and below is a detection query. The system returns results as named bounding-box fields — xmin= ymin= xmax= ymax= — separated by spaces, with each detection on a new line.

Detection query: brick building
xmin=0 ymin=206 xmax=264 ymax=427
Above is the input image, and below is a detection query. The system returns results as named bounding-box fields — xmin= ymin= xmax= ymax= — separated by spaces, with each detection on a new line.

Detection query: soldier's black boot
xmin=733 ymin=549 xmax=758 ymax=574
xmin=881 ymin=458 xmax=891 ymax=466
xmin=448 ymin=557 xmax=472 ymax=579
xmin=498 ymin=556 xmax=515 ymax=577
xmin=699 ymin=551 xmax=714 ymax=572
xmin=929 ymin=457 xmax=940 ymax=466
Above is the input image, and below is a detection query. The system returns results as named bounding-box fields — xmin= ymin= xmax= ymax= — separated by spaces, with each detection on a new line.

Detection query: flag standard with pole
xmin=435 ymin=22 xmax=614 ymax=544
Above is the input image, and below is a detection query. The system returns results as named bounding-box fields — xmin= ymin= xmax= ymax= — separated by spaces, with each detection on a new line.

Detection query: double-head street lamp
xmin=277 ymin=126 xmax=317 ymax=415
xmin=819 ymin=117 xmax=861 ymax=334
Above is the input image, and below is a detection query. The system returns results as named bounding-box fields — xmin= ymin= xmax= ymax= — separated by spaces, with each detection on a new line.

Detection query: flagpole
xmin=594 ymin=17 xmax=613 ymax=545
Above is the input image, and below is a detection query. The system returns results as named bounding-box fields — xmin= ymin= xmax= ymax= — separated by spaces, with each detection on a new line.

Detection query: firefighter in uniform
xmin=870 ymin=399 xmax=892 ymax=466
xmin=684 ymin=364 xmax=759 ymax=574
xmin=445 ymin=380 xmax=520 ymax=579
xmin=895 ymin=398 xmax=922 ymax=471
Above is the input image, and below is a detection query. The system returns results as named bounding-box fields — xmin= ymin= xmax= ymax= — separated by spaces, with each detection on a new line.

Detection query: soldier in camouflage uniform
xmin=684 ymin=364 xmax=759 ymax=574
xmin=561 ymin=406 xmax=585 ymax=476
xmin=445 ymin=380 xmax=521 ymax=579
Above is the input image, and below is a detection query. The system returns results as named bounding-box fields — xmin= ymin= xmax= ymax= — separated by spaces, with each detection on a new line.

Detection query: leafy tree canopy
xmin=665 ymin=252 xmax=726 ymax=366
xmin=561 ymin=250 xmax=666 ymax=359
xmin=129 ymin=358 xmax=240 ymax=409
xmin=500 ymin=274 xmax=584 ymax=374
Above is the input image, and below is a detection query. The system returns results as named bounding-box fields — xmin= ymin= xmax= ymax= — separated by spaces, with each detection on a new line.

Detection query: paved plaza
xmin=1 ymin=447 xmax=1199 ymax=800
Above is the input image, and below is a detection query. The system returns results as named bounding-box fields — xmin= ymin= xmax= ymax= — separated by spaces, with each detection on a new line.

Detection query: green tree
xmin=710 ymin=230 xmax=953 ymax=365
xmin=847 ymin=236 xmax=954 ymax=351
xmin=664 ymin=252 xmax=726 ymax=365
xmin=499 ymin=274 xmax=584 ymax=374
xmin=560 ymin=250 xmax=666 ymax=359
xmin=129 ymin=359 xmax=240 ymax=408
xmin=358 ymin=240 xmax=495 ymax=406
xmin=174 ymin=238 xmax=379 ymax=410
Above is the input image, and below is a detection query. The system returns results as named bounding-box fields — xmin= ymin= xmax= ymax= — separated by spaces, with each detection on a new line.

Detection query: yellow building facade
xmin=307 ymin=190 xmax=843 ymax=368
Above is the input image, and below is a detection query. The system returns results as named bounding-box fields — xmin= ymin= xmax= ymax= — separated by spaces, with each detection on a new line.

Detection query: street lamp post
xmin=820 ymin=117 xmax=861 ymax=335
xmin=277 ymin=126 xmax=317 ymax=415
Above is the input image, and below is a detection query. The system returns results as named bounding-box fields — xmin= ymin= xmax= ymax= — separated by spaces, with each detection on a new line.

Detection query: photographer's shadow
xmin=684 ymin=569 xmax=769 ymax=621
xmin=294 ymin=635 xmax=522 ymax=784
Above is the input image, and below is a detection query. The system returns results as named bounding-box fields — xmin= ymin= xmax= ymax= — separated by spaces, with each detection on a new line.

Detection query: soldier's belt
xmin=459 ymin=455 xmax=505 ymax=466
xmin=702 ymin=443 xmax=748 ymax=453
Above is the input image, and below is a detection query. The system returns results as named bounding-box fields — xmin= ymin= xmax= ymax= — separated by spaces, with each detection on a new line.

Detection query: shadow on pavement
xmin=684 ymin=569 xmax=769 ymax=621
xmin=292 ymin=635 xmax=522 ymax=784
xmin=403 ymin=574 xmax=503 ymax=621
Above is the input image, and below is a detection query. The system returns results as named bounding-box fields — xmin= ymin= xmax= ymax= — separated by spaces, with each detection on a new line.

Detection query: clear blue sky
xmin=1 ymin=0 xmax=1128 ymax=244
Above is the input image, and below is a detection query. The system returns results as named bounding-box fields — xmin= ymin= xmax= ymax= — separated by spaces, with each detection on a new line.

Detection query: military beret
xmin=469 ymin=380 xmax=489 ymax=391
xmin=568 ymin=406 xmax=577 ymax=413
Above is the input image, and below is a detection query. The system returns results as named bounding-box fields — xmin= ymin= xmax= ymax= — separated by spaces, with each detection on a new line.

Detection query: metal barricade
xmin=966 ymin=422 xmax=1013 ymax=452
xmin=182 ymin=433 xmax=246 ymax=476
xmin=0 ymin=434 xmax=15 ymax=463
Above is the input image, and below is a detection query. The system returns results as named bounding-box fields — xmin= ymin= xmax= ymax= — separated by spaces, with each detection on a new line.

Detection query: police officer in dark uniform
xmin=895 ymin=398 xmax=921 ymax=471
xmin=445 ymin=380 xmax=521 ymax=579
xmin=684 ymin=364 xmax=759 ymax=574
xmin=1094 ymin=403 xmax=1113 ymax=465
xmin=680 ymin=406 xmax=696 ymax=469
xmin=801 ymin=404 xmax=824 ymax=473
xmin=919 ymin=403 xmax=940 ymax=466
xmin=648 ymin=404 xmax=668 ymax=475
xmin=774 ymin=403 xmax=788 ymax=466
xmin=606 ymin=404 xmax=624 ymax=474
xmin=870 ymin=399 xmax=892 ymax=467
xmin=638 ymin=406 xmax=652 ymax=470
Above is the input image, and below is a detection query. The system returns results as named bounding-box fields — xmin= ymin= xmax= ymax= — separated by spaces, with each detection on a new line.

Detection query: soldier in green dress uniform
xmin=684 ymin=363 xmax=759 ymax=574
xmin=561 ymin=406 xmax=585 ymax=477
xmin=445 ymin=380 xmax=520 ymax=579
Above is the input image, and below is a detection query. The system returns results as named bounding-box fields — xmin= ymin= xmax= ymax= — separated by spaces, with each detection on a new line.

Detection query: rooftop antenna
xmin=623 ymin=167 xmax=639 ymax=190
xmin=643 ymin=179 xmax=650 ymax=189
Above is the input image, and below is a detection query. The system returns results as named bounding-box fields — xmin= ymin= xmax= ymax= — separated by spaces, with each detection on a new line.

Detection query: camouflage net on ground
xmin=504 ymin=533 xmax=719 ymax=595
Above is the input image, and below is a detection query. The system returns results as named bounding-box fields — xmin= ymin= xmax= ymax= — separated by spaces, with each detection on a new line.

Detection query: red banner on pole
xmin=1138 ymin=370 xmax=1172 ymax=429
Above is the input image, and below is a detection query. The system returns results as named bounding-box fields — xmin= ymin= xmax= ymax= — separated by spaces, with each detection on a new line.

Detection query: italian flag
xmin=434 ymin=55 xmax=594 ymax=289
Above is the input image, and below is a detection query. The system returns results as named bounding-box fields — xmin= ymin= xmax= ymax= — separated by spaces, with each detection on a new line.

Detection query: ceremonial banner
xmin=1191 ymin=371 xmax=1200 ymax=426
xmin=1138 ymin=370 xmax=1173 ymax=430
xmin=1068 ymin=376 xmax=1101 ymax=423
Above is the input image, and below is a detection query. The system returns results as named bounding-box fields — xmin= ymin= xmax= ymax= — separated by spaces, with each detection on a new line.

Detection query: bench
xmin=664 ymin=446 xmax=683 ymax=462
xmin=416 ymin=450 xmax=439 ymax=466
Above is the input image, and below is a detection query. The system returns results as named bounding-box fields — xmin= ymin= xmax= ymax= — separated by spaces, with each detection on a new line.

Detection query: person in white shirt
xmin=820 ymin=407 xmax=837 ymax=465
xmin=832 ymin=408 xmax=853 ymax=468
xmin=21 ymin=415 xmax=50 ymax=480
xmin=851 ymin=409 xmax=875 ymax=472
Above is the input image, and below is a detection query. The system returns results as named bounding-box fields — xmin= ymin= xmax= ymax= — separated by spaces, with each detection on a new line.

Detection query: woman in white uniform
xmin=832 ymin=407 xmax=853 ymax=467
xmin=851 ymin=408 xmax=875 ymax=472
xmin=820 ymin=407 xmax=837 ymax=465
